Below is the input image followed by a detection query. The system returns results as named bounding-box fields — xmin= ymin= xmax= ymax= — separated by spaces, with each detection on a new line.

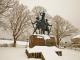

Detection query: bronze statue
xmin=32 ymin=12 xmax=52 ymax=35
xmin=32 ymin=16 xmax=41 ymax=34
xmin=44 ymin=19 xmax=52 ymax=35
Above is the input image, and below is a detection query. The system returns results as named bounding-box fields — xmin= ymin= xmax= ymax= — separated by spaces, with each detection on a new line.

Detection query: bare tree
xmin=9 ymin=3 xmax=30 ymax=47
xmin=0 ymin=0 xmax=16 ymax=16
xmin=52 ymin=15 xmax=78 ymax=47
xmin=31 ymin=6 xmax=53 ymax=22
xmin=32 ymin=6 xmax=46 ymax=16
xmin=0 ymin=0 xmax=17 ymax=30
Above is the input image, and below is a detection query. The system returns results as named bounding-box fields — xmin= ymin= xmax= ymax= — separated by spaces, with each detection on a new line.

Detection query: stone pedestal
xmin=29 ymin=34 xmax=56 ymax=48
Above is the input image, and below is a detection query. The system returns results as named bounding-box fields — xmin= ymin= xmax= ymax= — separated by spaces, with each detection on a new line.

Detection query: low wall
xmin=25 ymin=49 xmax=45 ymax=60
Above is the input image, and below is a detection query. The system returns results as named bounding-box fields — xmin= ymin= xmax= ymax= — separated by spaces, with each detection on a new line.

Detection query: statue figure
xmin=44 ymin=19 xmax=52 ymax=35
xmin=40 ymin=11 xmax=45 ymax=20
xmin=32 ymin=16 xmax=41 ymax=34
xmin=32 ymin=12 xmax=52 ymax=35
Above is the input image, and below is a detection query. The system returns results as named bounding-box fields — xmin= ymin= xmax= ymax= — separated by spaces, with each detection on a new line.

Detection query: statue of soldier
xmin=32 ymin=11 xmax=52 ymax=35
xmin=40 ymin=12 xmax=46 ymax=34
xmin=32 ymin=16 xmax=41 ymax=34
xmin=40 ymin=11 xmax=46 ymax=21
xmin=32 ymin=12 xmax=46 ymax=34
xmin=45 ymin=19 xmax=52 ymax=35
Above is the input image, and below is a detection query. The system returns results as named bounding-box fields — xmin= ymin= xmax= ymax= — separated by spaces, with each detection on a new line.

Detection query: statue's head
xmin=36 ymin=17 xmax=39 ymax=20
xmin=40 ymin=11 xmax=45 ymax=15
xmin=46 ymin=19 xmax=48 ymax=21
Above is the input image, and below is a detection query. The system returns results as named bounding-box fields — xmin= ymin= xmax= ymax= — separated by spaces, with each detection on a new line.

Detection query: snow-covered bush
xmin=0 ymin=44 xmax=8 ymax=47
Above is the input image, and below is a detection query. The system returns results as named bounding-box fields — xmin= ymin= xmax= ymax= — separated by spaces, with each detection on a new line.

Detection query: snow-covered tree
xmin=52 ymin=15 xmax=78 ymax=47
xmin=0 ymin=0 xmax=16 ymax=16
xmin=9 ymin=2 xmax=30 ymax=47
xmin=0 ymin=0 xmax=16 ymax=29
xmin=32 ymin=6 xmax=46 ymax=16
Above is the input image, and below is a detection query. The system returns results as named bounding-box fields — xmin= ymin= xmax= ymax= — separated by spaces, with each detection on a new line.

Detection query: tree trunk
xmin=56 ymin=34 xmax=60 ymax=47
xmin=57 ymin=37 xmax=62 ymax=48
xmin=13 ymin=37 xmax=17 ymax=47
xmin=57 ymin=38 xmax=59 ymax=47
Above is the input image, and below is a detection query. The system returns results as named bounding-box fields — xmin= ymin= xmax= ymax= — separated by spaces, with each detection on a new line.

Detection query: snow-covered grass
xmin=0 ymin=40 xmax=80 ymax=60
xmin=0 ymin=47 xmax=80 ymax=60
xmin=0 ymin=47 xmax=41 ymax=60
xmin=68 ymin=47 xmax=80 ymax=51
xmin=27 ymin=46 xmax=80 ymax=60
xmin=0 ymin=40 xmax=29 ymax=47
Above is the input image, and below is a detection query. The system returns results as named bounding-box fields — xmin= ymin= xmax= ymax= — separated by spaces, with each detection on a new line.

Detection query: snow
xmin=0 ymin=40 xmax=29 ymax=47
xmin=0 ymin=40 xmax=80 ymax=60
xmin=73 ymin=35 xmax=80 ymax=39
xmin=16 ymin=41 xmax=28 ymax=46
xmin=33 ymin=34 xmax=50 ymax=40
xmin=0 ymin=48 xmax=26 ymax=60
xmin=0 ymin=47 xmax=41 ymax=60
xmin=27 ymin=46 xmax=80 ymax=60
xmin=0 ymin=40 xmax=13 ymax=44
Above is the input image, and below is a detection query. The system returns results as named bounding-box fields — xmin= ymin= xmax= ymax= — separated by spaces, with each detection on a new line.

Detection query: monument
xmin=29 ymin=12 xmax=56 ymax=48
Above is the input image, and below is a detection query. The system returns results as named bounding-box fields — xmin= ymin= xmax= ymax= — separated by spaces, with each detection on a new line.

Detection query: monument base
xmin=29 ymin=34 xmax=56 ymax=48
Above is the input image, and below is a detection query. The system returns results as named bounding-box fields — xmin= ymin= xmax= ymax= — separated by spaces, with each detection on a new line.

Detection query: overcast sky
xmin=19 ymin=0 xmax=80 ymax=28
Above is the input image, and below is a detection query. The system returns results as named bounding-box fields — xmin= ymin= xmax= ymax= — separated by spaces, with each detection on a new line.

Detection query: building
xmin=71 ymin=35 xmax=80 ymax=48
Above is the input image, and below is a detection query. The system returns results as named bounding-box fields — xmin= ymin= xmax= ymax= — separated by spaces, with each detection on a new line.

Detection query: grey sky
xmin=19 ymin=0 xmax=80 ymax=28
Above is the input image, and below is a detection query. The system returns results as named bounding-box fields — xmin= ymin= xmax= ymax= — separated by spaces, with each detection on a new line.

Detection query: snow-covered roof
xmin=33 ymin=34 xmax=50 ymax=40
xmin=73 ymin=35 xmax=80 ymax=39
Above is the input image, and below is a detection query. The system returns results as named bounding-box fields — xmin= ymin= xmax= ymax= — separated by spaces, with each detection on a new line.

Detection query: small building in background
xmin=71 ymin=35 xmax=80 ymax=48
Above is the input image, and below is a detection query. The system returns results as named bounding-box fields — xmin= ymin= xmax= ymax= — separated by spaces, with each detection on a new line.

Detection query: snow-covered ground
xmin=0 ymin=40 xmax=80 ymax=60
xmin=0 ymin=46 xmax=80 ymax=60
xmin=27 ymin=46 xmax=80 ymax=60
xmin=0 ymin=47 xmax=41 ymax=60
xmin=0 ymin=40 xmax=29 ymax=47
